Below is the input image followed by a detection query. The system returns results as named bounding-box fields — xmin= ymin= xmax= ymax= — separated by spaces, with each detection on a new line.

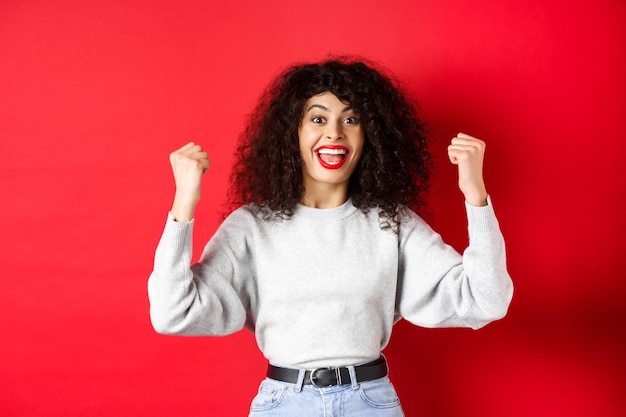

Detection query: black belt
xmin=266 ymin=356 xmax=387 ymax=388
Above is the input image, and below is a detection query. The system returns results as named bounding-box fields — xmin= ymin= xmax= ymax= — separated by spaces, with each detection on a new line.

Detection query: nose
xmin=325 ymin=121 xmax=344 ymax=141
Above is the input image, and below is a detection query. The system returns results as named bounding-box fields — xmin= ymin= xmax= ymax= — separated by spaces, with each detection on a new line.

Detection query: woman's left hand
xmin=448 ymin=132 xmax=488 ymax=206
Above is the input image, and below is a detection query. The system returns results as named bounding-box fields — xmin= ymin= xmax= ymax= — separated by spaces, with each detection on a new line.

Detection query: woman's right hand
xmin=169 ymin=142 xmax=211 ymax=222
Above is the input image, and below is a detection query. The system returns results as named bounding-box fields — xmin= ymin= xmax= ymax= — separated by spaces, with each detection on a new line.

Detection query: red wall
xmin=1 ymin=1 xmax=624 ymax=416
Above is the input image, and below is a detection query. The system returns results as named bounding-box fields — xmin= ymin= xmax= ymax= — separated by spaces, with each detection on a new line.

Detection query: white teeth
xmin=317 ymin=148 xmax=347 ymax=155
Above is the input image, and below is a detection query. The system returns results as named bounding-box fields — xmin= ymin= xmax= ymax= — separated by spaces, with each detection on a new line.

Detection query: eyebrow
xmin=305 ymin=104 xmax=353 ymax=113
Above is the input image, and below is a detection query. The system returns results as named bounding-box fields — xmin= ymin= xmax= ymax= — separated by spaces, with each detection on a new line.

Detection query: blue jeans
xmin=248 ymin=373 xmax=405 ymax=417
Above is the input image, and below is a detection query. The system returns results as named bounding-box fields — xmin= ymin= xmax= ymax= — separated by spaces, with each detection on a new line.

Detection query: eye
xmin=343 ymin=116 xmax=360 ymax=125
xmin=312 ymin=116 xmax=325 ymax=123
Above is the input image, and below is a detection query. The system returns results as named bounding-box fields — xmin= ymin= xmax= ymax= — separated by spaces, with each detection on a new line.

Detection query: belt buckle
xmin=310 ymin=367 xmax=341 ymax=388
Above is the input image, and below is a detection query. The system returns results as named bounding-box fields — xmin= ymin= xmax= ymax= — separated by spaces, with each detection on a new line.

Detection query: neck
xmin=300 ymin=184 xmax=349 ymax=209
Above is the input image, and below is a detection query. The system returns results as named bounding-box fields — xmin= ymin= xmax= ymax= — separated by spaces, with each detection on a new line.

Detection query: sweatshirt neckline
xmin=293 ymin=198 xmax=359 ymax=221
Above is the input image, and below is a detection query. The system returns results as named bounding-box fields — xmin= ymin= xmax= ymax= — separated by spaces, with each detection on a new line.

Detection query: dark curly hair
xmin=227 ymin=57 xmax=432 ymax=231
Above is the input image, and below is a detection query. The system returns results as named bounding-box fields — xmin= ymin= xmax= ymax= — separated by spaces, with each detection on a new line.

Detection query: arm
xmin=448 ymin=133 xmax=513 ymax=322
xmin=397 ymin=134 xmax=513 ymax=329
xmin=147 ymin=143 xmax=248 ymax=336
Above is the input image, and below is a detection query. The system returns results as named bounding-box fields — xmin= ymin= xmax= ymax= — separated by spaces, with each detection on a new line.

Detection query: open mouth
xmin=316 ymin=146 xmax=349 ymax=169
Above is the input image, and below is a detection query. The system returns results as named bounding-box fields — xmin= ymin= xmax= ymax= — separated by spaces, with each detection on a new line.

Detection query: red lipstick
xmin=315 ymin=145 xmax=350 ymax=169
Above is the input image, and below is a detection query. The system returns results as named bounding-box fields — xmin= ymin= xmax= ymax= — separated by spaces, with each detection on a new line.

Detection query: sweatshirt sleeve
xmin=147 ymin=212 xmax=252 ymax=336
xmin=396 ymin=197 xmax=513 ymax=329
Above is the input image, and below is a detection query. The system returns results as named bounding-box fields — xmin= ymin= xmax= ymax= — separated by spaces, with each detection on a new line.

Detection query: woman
xmin=148 ymin=58 xmax=513 ymax=416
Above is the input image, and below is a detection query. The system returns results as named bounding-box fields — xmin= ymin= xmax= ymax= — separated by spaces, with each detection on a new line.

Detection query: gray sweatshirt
xmin=148 ymin=197 xmax=513 ymax=368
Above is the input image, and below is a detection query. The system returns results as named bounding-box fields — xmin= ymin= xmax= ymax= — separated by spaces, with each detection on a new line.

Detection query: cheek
xmin=298 ymin=129 xmax=318 ymax=151
xmin=353 ymin=135 xmax=365 ymax=160
xmin=297 ymin=128 xmax=308 ymax=152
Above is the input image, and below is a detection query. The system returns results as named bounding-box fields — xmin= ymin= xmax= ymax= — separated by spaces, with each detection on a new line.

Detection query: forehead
xmin=303 ymin=92 xmax=351 ymax=111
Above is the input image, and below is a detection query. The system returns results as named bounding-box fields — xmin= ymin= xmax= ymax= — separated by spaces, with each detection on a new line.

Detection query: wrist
xmin=463 ymin=186 xmax=488 ymax=207
xmin=465 ymin=193 xmax=488 ymax=207
xmin=171 ymin=193 xmax=199 ymax=222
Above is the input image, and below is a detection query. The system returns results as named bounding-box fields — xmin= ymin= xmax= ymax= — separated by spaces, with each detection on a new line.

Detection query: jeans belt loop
xmin=294 ymin=368 xmax=306 ymax=392
xmin=347 ymin=365 xmax=358 ymax=390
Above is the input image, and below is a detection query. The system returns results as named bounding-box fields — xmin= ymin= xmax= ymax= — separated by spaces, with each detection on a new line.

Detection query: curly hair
xmin=226 ymin=57 xmax=432 ymax=231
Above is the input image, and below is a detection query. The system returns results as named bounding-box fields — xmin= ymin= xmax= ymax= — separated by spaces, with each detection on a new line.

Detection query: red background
xmin=1 ymin=1 xmax=625 ymax=416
